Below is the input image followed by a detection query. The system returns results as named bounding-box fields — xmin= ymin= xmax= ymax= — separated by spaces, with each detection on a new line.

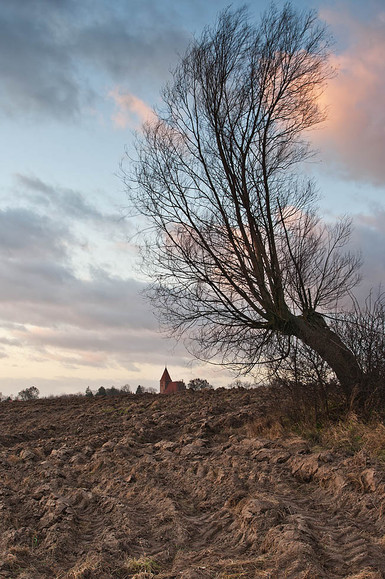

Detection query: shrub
xmin=332 ymin=291 xmax=385 ymax=412
xmin=17 ymin=386 xmax=39 ymax=401
xmin=187 ymin=378 xmax=213 ymax=391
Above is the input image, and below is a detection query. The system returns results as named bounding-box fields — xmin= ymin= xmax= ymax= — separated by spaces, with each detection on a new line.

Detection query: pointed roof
xmin=160 ymin=367 xmax=171 ymax=383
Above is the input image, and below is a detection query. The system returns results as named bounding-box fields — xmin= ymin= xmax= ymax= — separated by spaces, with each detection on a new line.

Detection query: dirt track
xmin=1 ymin=388 xmax=385 ymax=578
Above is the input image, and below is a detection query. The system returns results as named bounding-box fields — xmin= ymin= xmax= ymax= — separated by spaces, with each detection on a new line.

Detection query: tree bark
xmin=291 ymin=313 xmax=363 ymax=405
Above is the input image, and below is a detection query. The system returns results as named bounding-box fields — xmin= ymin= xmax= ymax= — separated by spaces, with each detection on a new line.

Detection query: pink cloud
xmin=312 ymin=5 xmax=385 ymax=185
xmin=108 ymin=88 xmax=156 ymax=129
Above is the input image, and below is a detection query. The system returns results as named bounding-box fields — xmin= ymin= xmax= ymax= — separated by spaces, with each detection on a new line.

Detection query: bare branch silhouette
xmin=125 ymin=3 xmax=363 ymax=405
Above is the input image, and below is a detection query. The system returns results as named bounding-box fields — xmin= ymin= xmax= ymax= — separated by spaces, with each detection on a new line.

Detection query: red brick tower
xmin=160 ymin=367 xmax=186 ymax=394
xmin=160 ymin=367 xmax=172 ymax=394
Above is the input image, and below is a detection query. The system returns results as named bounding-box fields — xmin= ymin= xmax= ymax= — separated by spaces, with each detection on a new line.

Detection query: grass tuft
xmin=124 ymin=555 xmax=160 ymax=574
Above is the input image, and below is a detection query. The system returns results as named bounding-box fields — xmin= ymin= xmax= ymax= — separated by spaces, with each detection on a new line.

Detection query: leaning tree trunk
xmin=291 ymin=312 xmax=363 ymax=407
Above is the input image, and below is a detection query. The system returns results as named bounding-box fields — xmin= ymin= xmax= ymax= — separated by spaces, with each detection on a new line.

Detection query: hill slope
xmin=1 ymin=389 xmax=385 ymax=578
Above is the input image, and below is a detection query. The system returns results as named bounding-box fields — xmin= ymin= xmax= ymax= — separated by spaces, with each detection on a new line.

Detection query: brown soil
xmin=1 ymin=388 xmax=385 ymax=578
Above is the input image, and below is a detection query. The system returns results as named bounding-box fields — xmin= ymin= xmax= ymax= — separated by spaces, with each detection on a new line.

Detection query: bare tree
xmin=126 ymin=4 xmax=362 ymax=404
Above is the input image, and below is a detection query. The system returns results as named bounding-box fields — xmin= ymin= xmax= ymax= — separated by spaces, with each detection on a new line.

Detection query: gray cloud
xmin=16 ymin=174 xmax=110 ymax=223
xmin=0 ymin=187 xmax=383 ymax=374
xmin=0 ymin=201 xmax=168 ymax=370
xmin=0 ymin=257 xmax=154 ymax=331
xmin=0 ymin=1 xmax=84 ymax=119
xmin=73 ymin=7 xmax=188 ymax=84
xmin=0 ymin=206 xmax=70 ymax=260
xmin=350 ymin=207 xmax=385 ymax=301
xmin=0 ymin=0 xmax=192 ymax=121
xmin=14 ymin=325 xmax=187 ymax=369
xmin=0 ymin=336 xmax=21 ymax=346
xmin=0 ymin=207 xmax=187 ymax=372
xmin=0 ymin=182 xmax=155 ymax=346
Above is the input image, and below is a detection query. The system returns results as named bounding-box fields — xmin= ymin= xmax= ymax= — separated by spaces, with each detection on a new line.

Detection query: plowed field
xmin=1 ymin=388 xmax=385 ymax=578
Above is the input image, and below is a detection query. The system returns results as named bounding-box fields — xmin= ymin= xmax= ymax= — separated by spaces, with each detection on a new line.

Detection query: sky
xmin=0 ymin=0 xmax=383 ymax=397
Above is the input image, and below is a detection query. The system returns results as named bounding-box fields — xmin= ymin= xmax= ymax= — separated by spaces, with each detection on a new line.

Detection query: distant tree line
xmin=85 ymin=385 xmax=132 ymax=397
xmin=86 ymin=384 xmax=157 ymax=397
xmin=0 ymin=377 xmax=262 ymax=402
xmin=1 ymin=384 xmax=134 ymax=401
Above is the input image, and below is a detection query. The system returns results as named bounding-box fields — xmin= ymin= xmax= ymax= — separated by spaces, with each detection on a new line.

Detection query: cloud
xmin=0 ymin=206 xmax=70 ymax=261
xmin=0 ymin=1 xmax=84 ymax=120
xmin=73 ymin=3 xmax=188 ymax=84
xmin=13 ymin=174 xmax=132 ymax=261
xmin=0 ymin=175 xmax=168 ymax=373
xmin=0 ymin=247 xmax=154 ymax=331
xmin=0 ymin=0 xmax=189 ymax=122
xmin=0 ymin=211 xmax=170 ymax=370
xmin=0 ymin=206 xmax=190 ymax=373
xmin=350 ymin=205 xmax=385 ymax=300
xmin=109 ymin=88 xmax=157 ymax=129
xmin=12 ymin=325 xmax=187 ymax=369
xmin=314 ymin=3 xmax=385 ymax=185
xmin=15 ymin=174 xmax=111 ymax=223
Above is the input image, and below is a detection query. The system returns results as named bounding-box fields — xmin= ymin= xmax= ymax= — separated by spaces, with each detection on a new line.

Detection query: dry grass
xmin=319 ymin=413 xmax=385 ymax=459
xmin=246 ymin=414 xmax=285 ymax=439
xmin=124 ymin=555 xmax=160 ymax=574
xmin=63 ymin=554 xmax=104 ymax=579
xmin=247 ymin=405 xmax=385 ymax=463
xmin=63 ymin=554 xmax=160 ymax=578
xmin=215 ymin=556 xmax=270 ymax=578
